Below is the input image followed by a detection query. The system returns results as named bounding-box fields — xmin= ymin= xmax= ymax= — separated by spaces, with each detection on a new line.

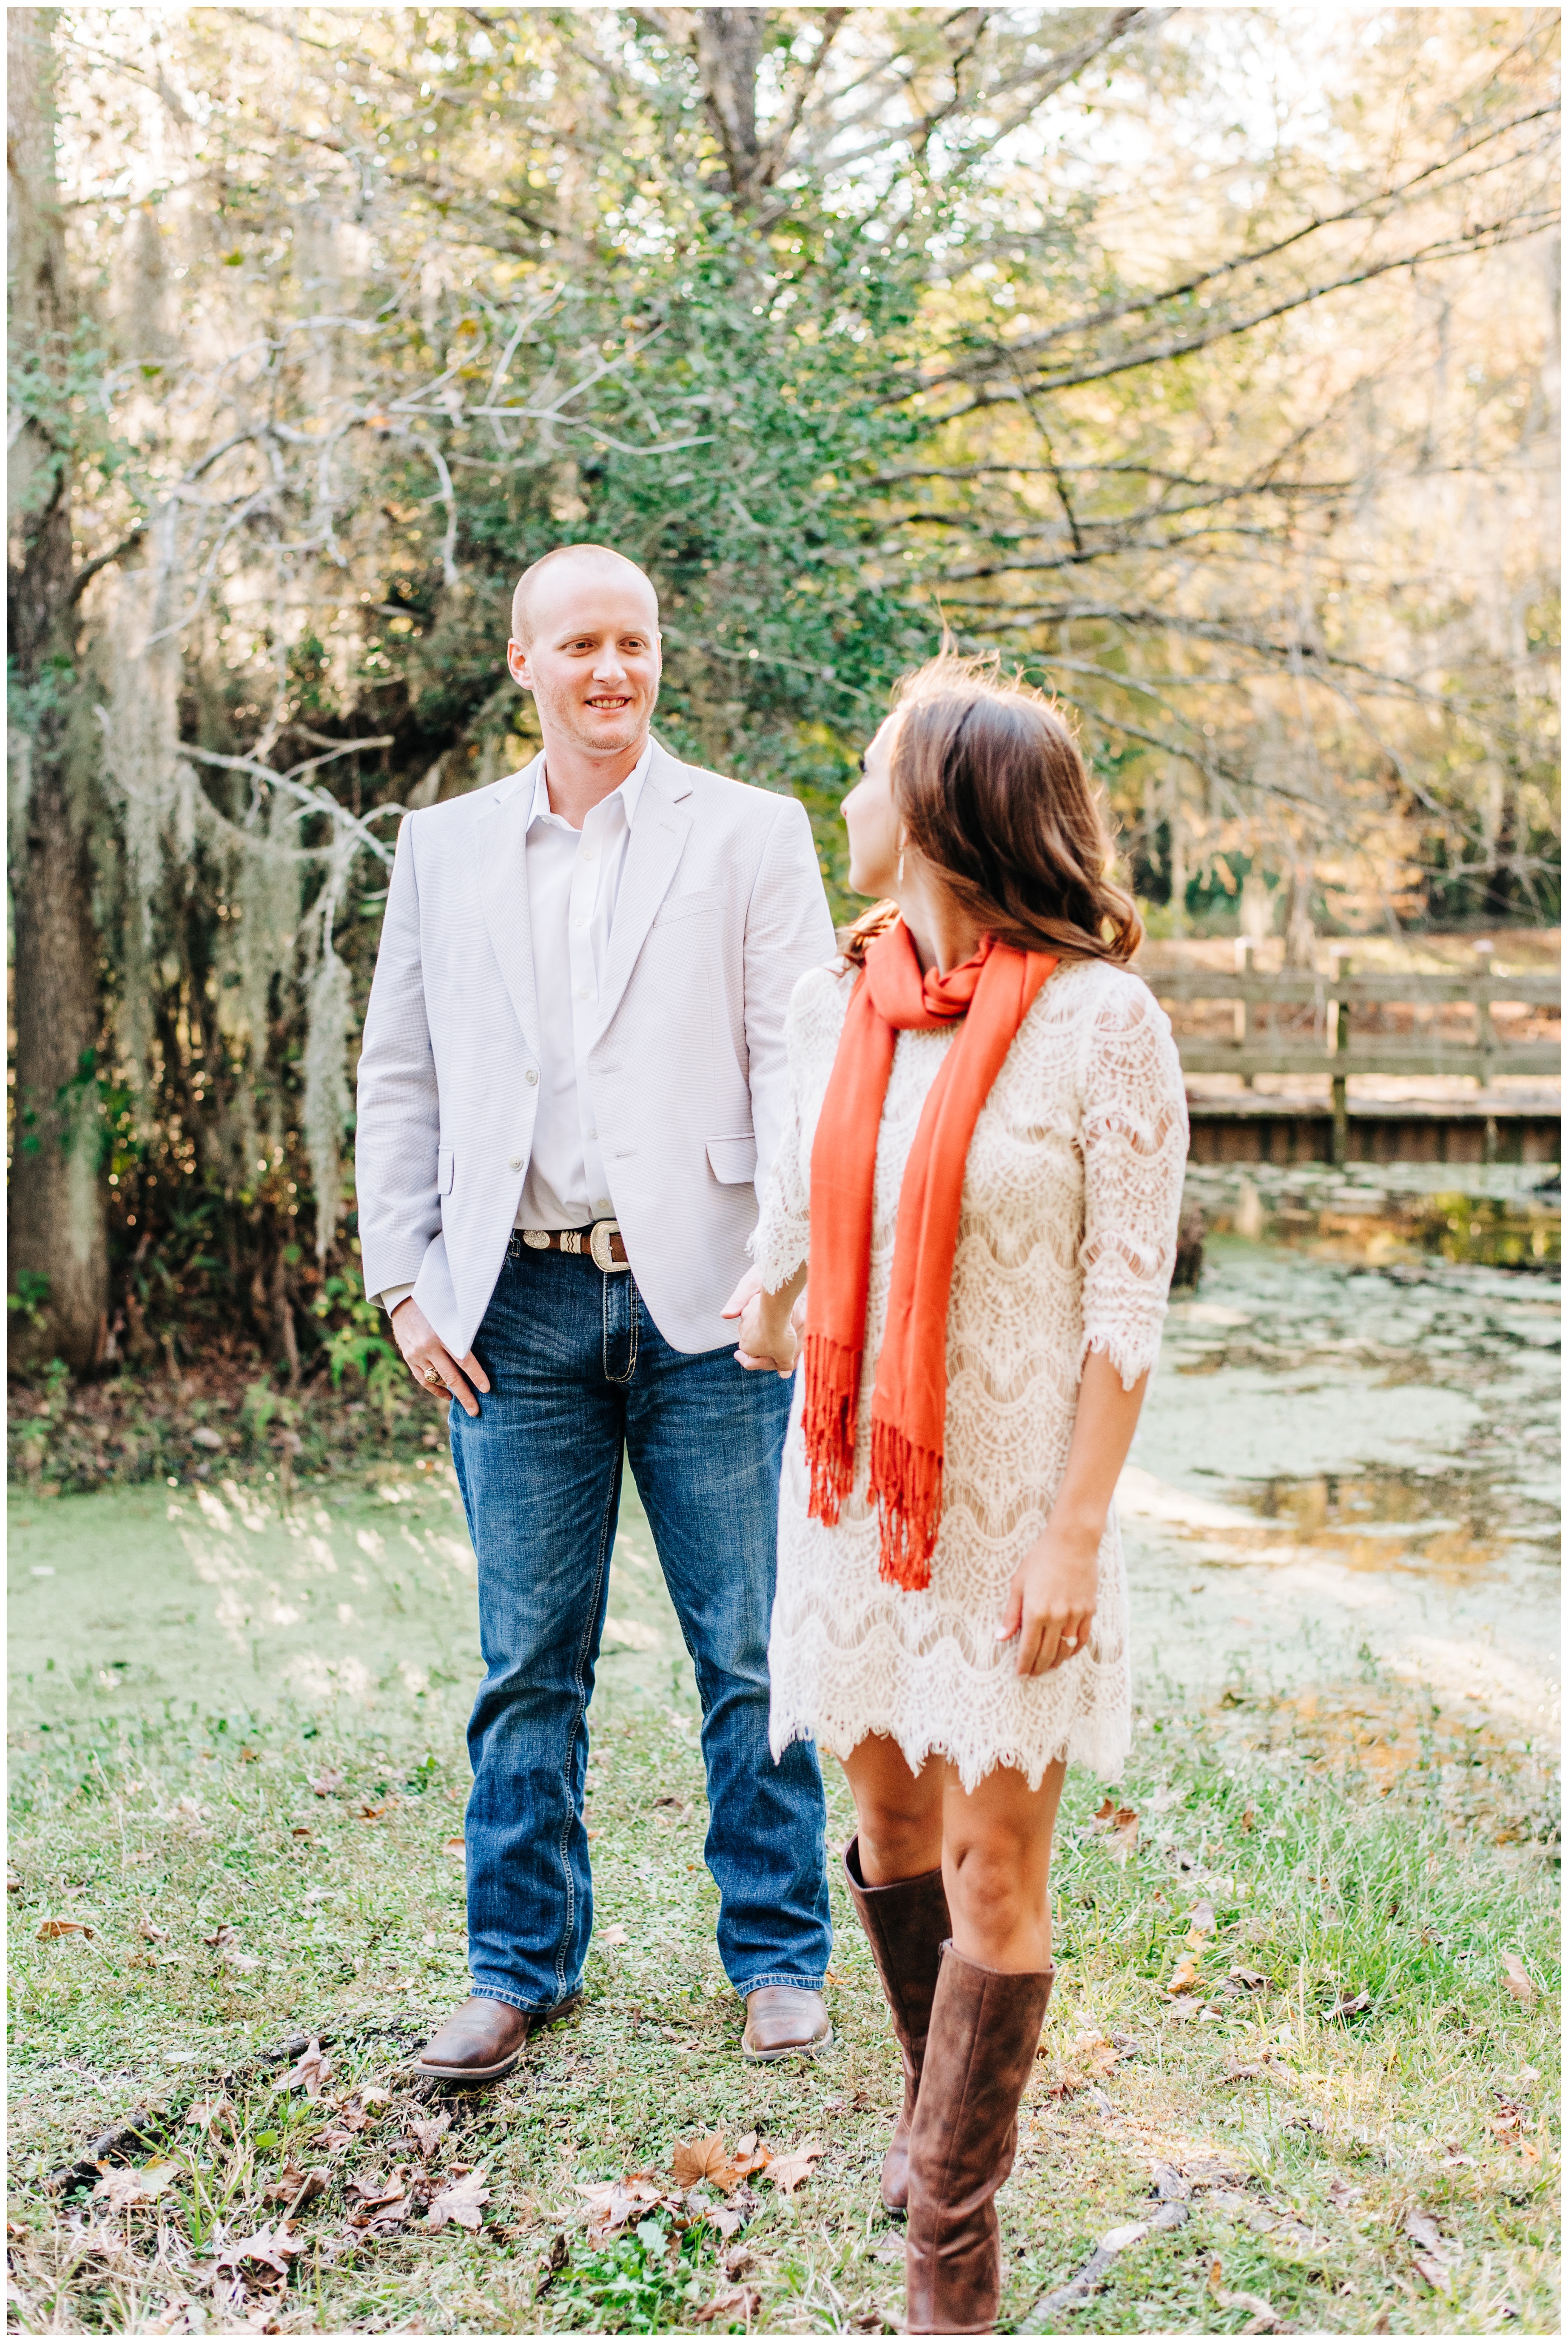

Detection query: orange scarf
xmin=802 ymin=919 xmax=1057 ymax=1591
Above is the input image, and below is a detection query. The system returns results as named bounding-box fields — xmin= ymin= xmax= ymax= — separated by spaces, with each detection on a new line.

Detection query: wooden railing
xmin=1147 ymin=948 xmax=1561 ymax=1162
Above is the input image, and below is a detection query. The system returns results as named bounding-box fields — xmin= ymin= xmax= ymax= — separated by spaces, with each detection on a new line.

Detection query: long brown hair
xmin=843 ymin=652 xmax=1142 ymax=968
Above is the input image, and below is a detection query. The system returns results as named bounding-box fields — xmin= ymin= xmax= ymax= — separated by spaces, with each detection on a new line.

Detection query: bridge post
xmin=1331 ymin=951 xmax=1352 ymax=1165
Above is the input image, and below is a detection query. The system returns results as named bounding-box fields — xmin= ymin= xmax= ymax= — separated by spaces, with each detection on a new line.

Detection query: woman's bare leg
xmin=940 ymin=1758 xmax=1066 ymax=1972
xmin=840 ymin=1734 xmax=944 ymax=1884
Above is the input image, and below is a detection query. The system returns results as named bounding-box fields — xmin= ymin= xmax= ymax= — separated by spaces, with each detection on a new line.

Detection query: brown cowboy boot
xmin=903 ymin=1944 xmax=1054 ymax=2335
xmin=842 ymin=1837 xmax=951 ymax=2212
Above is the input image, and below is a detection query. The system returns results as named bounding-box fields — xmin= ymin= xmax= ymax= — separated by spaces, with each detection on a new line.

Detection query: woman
xmin=728 ymin=655 xmax=1188 ymax=2335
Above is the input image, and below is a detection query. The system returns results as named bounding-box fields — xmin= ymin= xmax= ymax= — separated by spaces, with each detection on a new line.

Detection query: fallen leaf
xmin=290 ymin=1827 xmax=312 ymax=1840
xmin=1404 ymin=2207 xmax=1460 ymax=2290
xmin=426 ymin=2170 xmax=489 ymax=2233
xmin=536 ymin=2231 xmax=570 ymax=2294
xmin=693 ymin=2286 xmax=760 ymax=2325
xmin=347 ymin=2170 xmax=408 ymax=2210
xmin=1327 ymin=2176 xmax=1361 ymax=2210
xmin=238 ymin=1747 xmax=261 ymax=1764
xmin=1327 ymin=1989 xmax=1371 ymax=2021
xmin=410 ymin=2112 xmax=452 ymax=2158
xmin=37 ymin=1918 xmax=95 ymax=1941
xmin=137 ymin=1920 xmax=168 ymax=1943
xmin=577 ymin=2174 xmax=671 ymax=2242
xmin=444 ymin=1835 xmax=465 ymax=1859
xmin=1187 ymin=1901 xmax=1217 ymax=1941
xmin=358 ymin=2084 xmax=392 ymax=2107
xmin=1500 ymin=1951 xmax=1536 ymax=2008
xmin=1068 ymin=2032 xmax=1120 ymax=2078
xmin=766 ymin=2139 xmax=823 ymax=2195
xmin=186 ymin=2098 xmax=233 ymax=2134
xmin=203 ymin=1925 xmax=236 ymax=1949
xmin=1240 ymin=1805 xmax=1256 ymax=1833
xmin=1166 ymin=1954 xmax=1202 ymax=1997
xmin=357 ymin=1802 xmax=389 ymax=1822
xmin=672 ymin=2132 xmax=741 ymax=2192
xmin=1229 ymin=1965 xmax=1267 ymax=1991
xmin=214 ymin=2221 xmax=302 ymax=2283
xmin=309 ymin=1770 xmax=345 ymax=1797
xmin=93 ymin=2162 xmax=181 ymax=2210
xmin=276 ymin=2037 xmax=333 ymax=2100
xmin=601 ymin=1923 xmax=628 ymax=1947
xmin=263 ymin=2163 xmax=327 ymax=2209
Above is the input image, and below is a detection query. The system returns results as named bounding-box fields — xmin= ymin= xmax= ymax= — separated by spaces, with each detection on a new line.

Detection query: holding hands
xmin=721 ymin=1265 xmax=808 ymax=1378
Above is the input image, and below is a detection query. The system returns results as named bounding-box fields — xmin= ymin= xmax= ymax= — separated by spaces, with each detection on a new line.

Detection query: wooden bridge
xmin=1148 ymin=950 xmax=1561 ymax=1168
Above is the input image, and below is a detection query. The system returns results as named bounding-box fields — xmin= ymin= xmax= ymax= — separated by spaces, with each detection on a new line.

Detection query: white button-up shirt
xmin=516 ymin=743 xmax=650 ymax=1229
xmin=379 ymin=741 xmax=651 ymax=1313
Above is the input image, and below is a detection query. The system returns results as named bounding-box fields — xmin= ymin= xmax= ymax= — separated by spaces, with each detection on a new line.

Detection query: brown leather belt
xmin=517 ymin=1220 xmax=629 ymax=1271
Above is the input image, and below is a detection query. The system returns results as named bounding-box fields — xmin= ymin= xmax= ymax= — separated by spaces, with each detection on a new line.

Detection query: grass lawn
xmin=7 ymin=1462 xmax=1560 ymax=2334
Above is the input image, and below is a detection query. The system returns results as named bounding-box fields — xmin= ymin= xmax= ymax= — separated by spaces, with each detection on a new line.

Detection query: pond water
xmin=1124 ymin=1233 xmax=1559 ymax=1744
xmin=9 ymin=1227 xmax=1560 ymax=1757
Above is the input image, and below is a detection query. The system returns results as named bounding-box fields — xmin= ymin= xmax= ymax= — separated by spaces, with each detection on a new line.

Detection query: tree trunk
xmin=8 ymin=7 xmax=109 ymax=1371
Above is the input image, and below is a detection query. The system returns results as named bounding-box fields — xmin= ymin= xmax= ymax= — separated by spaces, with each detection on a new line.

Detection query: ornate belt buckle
xmin=521 ymin=1228 xmax=550 ymax=1250
xmin=589 ymin=1218 xmax=627 ymax=1273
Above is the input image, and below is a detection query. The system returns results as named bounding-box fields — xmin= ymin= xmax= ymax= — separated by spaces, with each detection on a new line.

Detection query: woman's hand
xmin=721 ymin=1265 xmax=807 ymax=1377
xmin=995 ymin=1512 xmax=1101 ymax=1677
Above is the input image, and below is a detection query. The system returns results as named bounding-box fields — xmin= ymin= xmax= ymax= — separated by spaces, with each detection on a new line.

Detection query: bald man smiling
xmin=356 ymin=544 xmax=836 ymax=2082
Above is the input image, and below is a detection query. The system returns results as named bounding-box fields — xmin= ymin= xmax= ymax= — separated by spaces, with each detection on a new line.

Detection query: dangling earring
xmin=896 ymin=838 xmax=906 ymax=887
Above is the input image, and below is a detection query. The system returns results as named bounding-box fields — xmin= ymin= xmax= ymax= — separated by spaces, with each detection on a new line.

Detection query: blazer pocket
xmin=652 ymin=884 xmax=727 ymax=928
xmin=706 ymin=1132 xmax=758 ymax=1185
xmin=436 ymin=1144 xmax=455 ymax=1196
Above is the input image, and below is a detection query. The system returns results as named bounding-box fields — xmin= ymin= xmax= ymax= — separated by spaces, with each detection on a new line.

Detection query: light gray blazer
xmin=354 ymin=738 xmax=836 ymax=1357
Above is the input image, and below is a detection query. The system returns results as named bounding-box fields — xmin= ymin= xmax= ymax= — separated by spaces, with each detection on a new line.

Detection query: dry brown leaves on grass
xmin=1089 ymin=1795 xmax=1140 ymax=1862
xmin=1042 ymin=2031 xmax=1122 ymax=2098
xmin=37 ymin=1917 xmax=95 ymax=1940
xmin=1500 ymin=1950 xmax=1537 ymax=2007
xmin=92 ymin=2163 xmax=181 ymax=2211
xmin=276 ymin=2039 xmax=333 ymax=2100
xmin=213 ymin=2221 xmax=302 ymax=2285
xmin=764 ymin=2140 xmax=823 ymax=2196
xmin=426 ymin=2171 xmax=490 ymax=2233
xmin=409 ymin=2111 xmax=451 ymax=2158
xmin=693 ymin=2284 xmax=760 ymax=2325
xmin=1404 ymin=2208 xmax=1461 ymax=2291
xmin=670 ymin=2130 xmax=771 ymax=2192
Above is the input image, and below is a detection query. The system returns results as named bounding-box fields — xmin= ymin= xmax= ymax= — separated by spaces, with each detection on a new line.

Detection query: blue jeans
xmin=449 ymin=1239 xmax=831 ymax=2013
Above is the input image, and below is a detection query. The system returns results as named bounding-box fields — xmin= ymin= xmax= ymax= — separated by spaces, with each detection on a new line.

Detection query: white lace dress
xmin=753 ymin=956 xmax=1189 ymax=1791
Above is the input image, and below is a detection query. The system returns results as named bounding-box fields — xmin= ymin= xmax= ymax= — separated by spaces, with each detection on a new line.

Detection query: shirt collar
xmin=527 ymin=738 xmax=655 ymax=833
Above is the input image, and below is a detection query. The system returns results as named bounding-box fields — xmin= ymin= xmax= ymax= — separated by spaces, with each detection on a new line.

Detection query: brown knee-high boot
xmin=903 ymin=1944 xmax=1054 ymax=2335
xmin=842 ymin=1838 xmax=952 ymax=2213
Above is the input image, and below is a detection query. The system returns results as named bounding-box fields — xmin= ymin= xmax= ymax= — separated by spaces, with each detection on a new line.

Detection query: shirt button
xmin=576 ymin=986 xmax=590 ymax=1001
xmin=583 ymin=845 xmax=597 ymax=861
xmin=525 ymin=1068 xmax=538 ymax=1086
xmin=508 ymin=1154 xmax=523 ymax=1171
xmin=574 ymin=917 xmax=587 ymax=930
xmin=594 ymin=1198 xmax=612 ymax=1215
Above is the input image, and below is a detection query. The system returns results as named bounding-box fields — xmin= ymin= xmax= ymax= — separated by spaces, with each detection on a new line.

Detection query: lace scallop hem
xmin=769 ymin=1704 xmax=1130 ymax=1793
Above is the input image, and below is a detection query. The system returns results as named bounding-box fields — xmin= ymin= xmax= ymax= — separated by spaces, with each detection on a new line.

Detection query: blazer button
xmin=508 ymin=1154 xmax=523 ymax=1171
xmin=525 ymin=1068 xmax=538 ymax=1086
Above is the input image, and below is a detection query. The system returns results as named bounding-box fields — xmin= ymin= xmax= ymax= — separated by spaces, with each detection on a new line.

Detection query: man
xmin=356 ymin=543 xmax=835 ymax=2084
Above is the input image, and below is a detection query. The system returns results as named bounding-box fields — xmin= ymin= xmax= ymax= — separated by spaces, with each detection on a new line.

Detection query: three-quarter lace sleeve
xmin=1077 ymin=977 xmax=1189 ymax=1389
xmin=747 ymin=971 xmax=819 ymax=1293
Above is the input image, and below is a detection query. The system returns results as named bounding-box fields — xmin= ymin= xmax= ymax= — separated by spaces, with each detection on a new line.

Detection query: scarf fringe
xmin=802 ymin=1331 xmax=860 ymax=1527
xmin=869 ymin=1416 xmax=943 ymax=1593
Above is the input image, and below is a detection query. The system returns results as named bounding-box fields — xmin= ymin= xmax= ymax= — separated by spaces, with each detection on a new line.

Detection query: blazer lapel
xmin=473 ymin=758 xmax=542 ymax=1061
xmin=589 ymin=744 xmax=694 ymax=1043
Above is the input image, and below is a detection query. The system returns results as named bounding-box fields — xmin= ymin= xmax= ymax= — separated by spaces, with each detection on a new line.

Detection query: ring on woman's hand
xmin=421 ymin=1364 xmax=445 ymax=1386
xmin=1061 ymin=1636 xmax=1079 ymax=1652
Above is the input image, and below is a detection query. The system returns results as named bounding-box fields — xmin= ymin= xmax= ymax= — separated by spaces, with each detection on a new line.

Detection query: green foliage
xmin=551 ymin=2212 xmax=724 ymax=2333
